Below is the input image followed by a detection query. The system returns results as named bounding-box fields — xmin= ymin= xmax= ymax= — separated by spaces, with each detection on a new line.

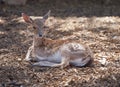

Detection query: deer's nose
xmin=39 ymin=33 xmax=42 ymax=37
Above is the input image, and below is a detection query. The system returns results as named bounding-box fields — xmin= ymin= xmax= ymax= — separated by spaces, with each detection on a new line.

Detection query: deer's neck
xmin=32 ymin=35 xmax=68 ymax=49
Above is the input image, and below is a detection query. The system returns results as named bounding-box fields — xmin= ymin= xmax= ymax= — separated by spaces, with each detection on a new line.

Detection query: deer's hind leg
xmin=70 ymin=57 xmax=93 ymax=67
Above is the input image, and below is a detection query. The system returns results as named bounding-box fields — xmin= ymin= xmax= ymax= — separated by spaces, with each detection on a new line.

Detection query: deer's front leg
xmin=25 ymin=45 xmax=33 ymax=61
xmin=32 ymin=57 xmax=70 ymax=69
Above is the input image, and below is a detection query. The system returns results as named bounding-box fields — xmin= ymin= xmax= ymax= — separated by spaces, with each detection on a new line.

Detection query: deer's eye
xmin=33 ymin=26 xmax=36 ymax=29
xmin=43 ymin=26 xmax=47 ymax=28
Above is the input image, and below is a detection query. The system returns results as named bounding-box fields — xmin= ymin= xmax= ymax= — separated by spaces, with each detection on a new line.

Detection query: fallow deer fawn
xmin=22 ymin=11 xmax=94 ymax=68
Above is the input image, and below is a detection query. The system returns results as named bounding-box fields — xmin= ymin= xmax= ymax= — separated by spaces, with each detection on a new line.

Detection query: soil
xmin=0 ymin=0 xmax=120 ymax=87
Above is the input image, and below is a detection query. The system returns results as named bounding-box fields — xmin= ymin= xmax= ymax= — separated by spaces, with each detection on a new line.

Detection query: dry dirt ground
xmin=0 ymin=0 xmax=120 ymax=87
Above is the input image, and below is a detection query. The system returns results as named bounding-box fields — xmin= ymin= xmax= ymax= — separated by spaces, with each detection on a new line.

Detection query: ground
xmin=0 ymin=0 xmax=120 ymax=87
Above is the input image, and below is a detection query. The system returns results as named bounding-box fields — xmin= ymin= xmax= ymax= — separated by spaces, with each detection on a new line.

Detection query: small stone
xmin=18 ymin=58 xmax=22 ymax=61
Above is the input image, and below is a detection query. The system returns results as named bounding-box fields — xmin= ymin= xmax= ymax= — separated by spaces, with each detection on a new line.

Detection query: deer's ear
xmin=43 ymin=10 xmax=51 ymax=20
xmin=22 ymin=13 xmax=33 ymax=24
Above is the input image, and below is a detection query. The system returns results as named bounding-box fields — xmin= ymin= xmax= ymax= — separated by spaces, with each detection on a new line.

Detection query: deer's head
xmin=22 ymin=10 xmax=50 ymax=37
